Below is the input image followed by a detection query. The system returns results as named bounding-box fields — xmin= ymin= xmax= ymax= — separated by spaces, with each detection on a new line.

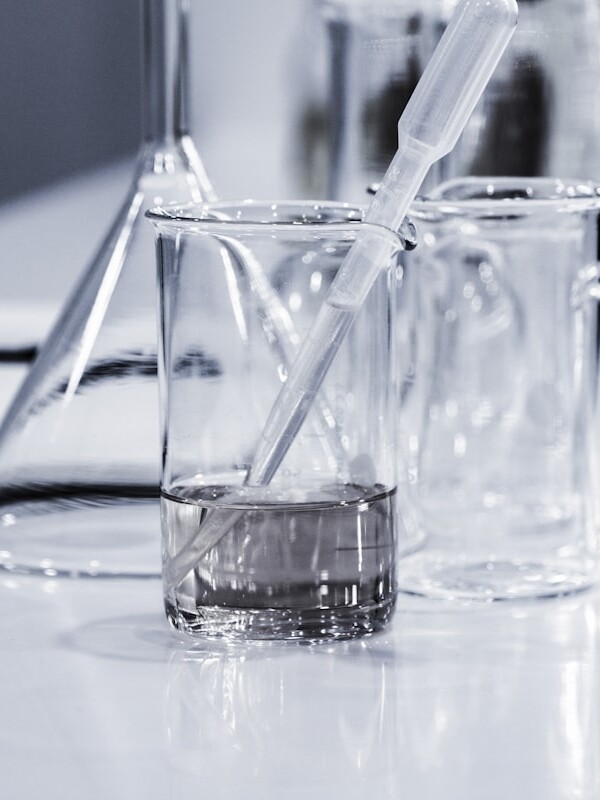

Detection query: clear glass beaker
xmin=397 ymin=177 xmax=600 ymax=600
xmin=148 ymin=200 xmax=412 ymax=640
xmin=0 ymin=0 xmax=215 ymax=578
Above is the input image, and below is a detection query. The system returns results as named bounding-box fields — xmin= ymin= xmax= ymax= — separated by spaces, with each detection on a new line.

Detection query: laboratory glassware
xmin=398 ymin=177 xmax=600 ymax=600
xmin=0 ymin=0 xmax=215 ymax=578
xmin=317 ymin=0 xmax=449 ymax=202
xmin=160 ymin=0 xmax=518 ymax=594
xmin=313 ymin=0 xmax=600 ymax=199
xmin=149 ymin=200 xmax=413 ymax=640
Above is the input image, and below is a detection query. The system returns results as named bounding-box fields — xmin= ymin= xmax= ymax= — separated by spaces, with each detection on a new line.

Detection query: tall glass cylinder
xmin=317 ymin=0 xmax=445 ymax=203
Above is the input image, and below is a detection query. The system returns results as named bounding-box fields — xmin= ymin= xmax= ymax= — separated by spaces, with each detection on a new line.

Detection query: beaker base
xmin=0 ymin=493 xmax=161 ymax=578
xmin=396 ymin=556 xmax=595 ymax=601
xmin=164 ymin=597 xmax=396 ymax=641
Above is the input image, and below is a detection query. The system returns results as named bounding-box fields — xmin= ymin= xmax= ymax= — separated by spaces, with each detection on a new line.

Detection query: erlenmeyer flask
xmin=0 ymin=0 xmax=215 ymax=578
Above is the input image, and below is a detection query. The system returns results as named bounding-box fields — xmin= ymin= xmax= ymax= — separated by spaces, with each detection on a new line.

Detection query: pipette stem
xmin=163 ymin=506 xmax=243 ymax=592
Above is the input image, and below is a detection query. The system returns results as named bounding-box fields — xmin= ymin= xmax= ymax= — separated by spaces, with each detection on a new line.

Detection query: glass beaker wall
xmin=149 ymin=201 xmax=409 ymax=639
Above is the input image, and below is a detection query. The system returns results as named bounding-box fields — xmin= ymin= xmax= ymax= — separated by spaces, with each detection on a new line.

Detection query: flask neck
xmin=142 ymin=0 xmax=189 ymax=144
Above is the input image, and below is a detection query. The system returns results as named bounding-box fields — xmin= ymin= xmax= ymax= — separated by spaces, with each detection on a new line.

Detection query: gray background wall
xmin=0 ymin=0 xmax=313 ymax=205
xmin=0 ymin=0 xmax=141 ymax=203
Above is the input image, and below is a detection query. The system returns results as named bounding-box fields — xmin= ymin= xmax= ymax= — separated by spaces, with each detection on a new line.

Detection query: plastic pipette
xmin=163 ymin=0 xmax=518 ymax=592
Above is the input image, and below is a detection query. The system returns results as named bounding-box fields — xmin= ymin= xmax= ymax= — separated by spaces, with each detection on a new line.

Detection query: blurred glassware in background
xmin=397 ymin=177 xmax=600 ymax=601
xmin=0 ymin=0 xmax=215 ymax=579
xmin=296 ymin=0 xmax=600 ymax=203
xmin=444 ymin=0 xmax=600 ymax=181
xmin=295 ymin=0 xmax=448 ymax=202
xmin=0 ymin=162 xmax=134 ymax=373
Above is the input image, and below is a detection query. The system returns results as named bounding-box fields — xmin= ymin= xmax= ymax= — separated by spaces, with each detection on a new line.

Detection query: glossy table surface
xmin=1 ymin=168 xmax=599 ymax=799
xmin=1 ymin=572 xmax=599 ymax=799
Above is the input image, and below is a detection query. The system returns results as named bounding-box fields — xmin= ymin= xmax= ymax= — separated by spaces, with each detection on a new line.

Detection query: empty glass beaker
xmin=397 ymin=178 xmax=600 ymax=600
xmin=148 ymin=200 xmax=414 ymax=640
xmin=0 ymin=0 xmax=216 ymax=578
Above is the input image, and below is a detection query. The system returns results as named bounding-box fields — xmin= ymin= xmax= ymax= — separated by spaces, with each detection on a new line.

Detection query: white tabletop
xmin=1 ymin=166 xmax=599 ymax=799
xmin=0 ymin=573 xmax=598 ymax=799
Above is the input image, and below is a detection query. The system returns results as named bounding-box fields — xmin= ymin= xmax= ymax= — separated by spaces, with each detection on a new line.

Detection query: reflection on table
xmin=0 ymin=570 xmax=598 ymax=799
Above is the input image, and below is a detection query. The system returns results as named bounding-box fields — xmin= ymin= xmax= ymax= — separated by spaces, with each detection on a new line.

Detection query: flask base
xmin=0 ymin=491 xmax=161 ymax=578
xmin=397 ymin=556 xmax=595 ymax=601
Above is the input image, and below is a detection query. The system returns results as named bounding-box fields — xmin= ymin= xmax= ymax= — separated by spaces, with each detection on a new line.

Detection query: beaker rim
xmin=145 ymin=199 xmax=416 ymax=250
xmin=411 ymin=177 xmax=600 ymax=218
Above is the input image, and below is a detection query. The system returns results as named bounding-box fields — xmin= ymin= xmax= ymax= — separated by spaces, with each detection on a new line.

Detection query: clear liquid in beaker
xmin=162 ymin=479 xmax=397 ymax=640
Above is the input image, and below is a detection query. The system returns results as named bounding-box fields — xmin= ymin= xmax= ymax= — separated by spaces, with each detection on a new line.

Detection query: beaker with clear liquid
xmin=148 ymin=200 xmax=412 ymax=640
xmin=0 ymin=0 xmax=215 ymax=578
